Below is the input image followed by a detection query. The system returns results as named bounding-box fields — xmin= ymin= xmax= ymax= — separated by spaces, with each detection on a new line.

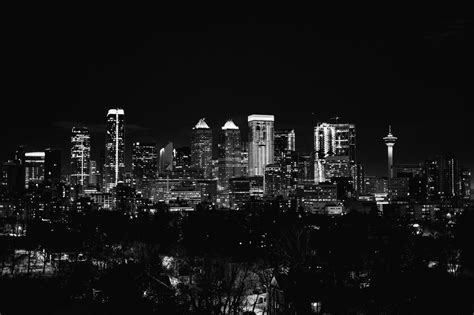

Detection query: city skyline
xmin=3 ymin=13 xmax=473 ymax=181
xmin=2 ymin=110 xmax=473 ymax=188
xmin=2 ymin=11 xmax=473 ymax=314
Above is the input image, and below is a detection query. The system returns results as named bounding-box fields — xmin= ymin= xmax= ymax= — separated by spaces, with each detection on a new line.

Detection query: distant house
xmin=267 ymin=272 xmax=324 ymax=314
xmin=267 ymin=274 xmax=289 ymax=314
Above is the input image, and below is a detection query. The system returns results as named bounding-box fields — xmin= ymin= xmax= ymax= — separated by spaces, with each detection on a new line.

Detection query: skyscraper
xmin=70 ymin=127 xmax=91 ymax=188
xmin=274 ymin=129 xmax=296 ymax=164
xmin=104 ymin=108 xmax=125 ymax=192
xmin=383 ymin=126 xmax=397 ymax=180
xmin=248 ymin=114 xmax=274 ymax=177
xmin=24 ymin=152 xmax=45 ymax=188
xmin=191 ymin=118 xmax=213 ymax=178
xmin=314 ymin=121 xmax=356 ymax=183
xmin=334 ymin=123 xmax=356 ymax=161
xmin=264 ymin=163 xmax=284 ymax=197
xmin=44 ymin=148 xmax=61 ymax=187
xmin=132 ymin=142 xmax=158 ymax=197
xmin=351 ymin=162 xmax=365 ymax=195
xmin=218 ymin=120 xmax=243 ymax=191
xmin=159 ymin=142 xmax=174 ymax=173
xmin=423 ymin=155 xmax=463 ymax=201
xmin=460 ymin=168 xmax=471 ymax=200
xmin=173 ymin=146 xmax=192 ymax=178
xmin=89 ymin=160 xmax=99 ymax=188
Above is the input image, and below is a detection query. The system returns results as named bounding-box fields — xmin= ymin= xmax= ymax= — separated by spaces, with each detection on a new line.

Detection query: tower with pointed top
xmin=191 ymin=118 xmax=213 ymax=178
xmin=218 ymin=119 xmax=242 ymax=192
xmin=383 ymin=126 xmax=397 ymax=179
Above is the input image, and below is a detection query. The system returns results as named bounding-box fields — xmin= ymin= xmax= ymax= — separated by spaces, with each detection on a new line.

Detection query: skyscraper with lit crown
xmin=104 ymin=108 xmax=125 ymax=192
xmin=218 ymin=119 xmax=242 ymax=192
xmin=248 ymin=114 xmax=274 ymax=177
xmin=191 ymin=118 xmax=213 ymax=178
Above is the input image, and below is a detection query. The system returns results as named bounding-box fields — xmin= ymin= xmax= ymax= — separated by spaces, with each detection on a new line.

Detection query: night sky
xmin=3 ymin=11 xmax=473 ymax=180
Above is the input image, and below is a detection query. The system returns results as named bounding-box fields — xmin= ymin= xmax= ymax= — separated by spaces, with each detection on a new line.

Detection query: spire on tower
xmin=383 ymin=125 xmax=397 ymax=145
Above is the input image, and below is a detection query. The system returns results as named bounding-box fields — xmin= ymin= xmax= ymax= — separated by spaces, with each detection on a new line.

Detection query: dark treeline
xmin=1 ymin=207 xmax=474 ymax=314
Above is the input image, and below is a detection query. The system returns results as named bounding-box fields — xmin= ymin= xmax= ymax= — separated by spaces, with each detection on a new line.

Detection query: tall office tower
xmin=423 ymin=159 xmax=440 ymax=201
xmin=297 ymin=154 xmax=313 ymax=182
xmin=383 ymin=126 xmax=397 ymax=180
xmin=393 ymin=163 xmax=424 ymax=201
xmin=264 ymin=163 xmax=284 ymax=197
xmin=24 ymin=152 xmax=45 ymax=188
xmin=279 ymin=150 xmax=300 ymax=196
xmin=314 ymin=121 xmax=356 ymax=183
xmin=1 ymin=161 xmax=24 ymax=194
xmin=240 ymin=141 xmax=248 ymax=177
xmin=89 ymin=160 xmax=98 ymax=187
xmin=423 ymin=156 xmax=462 ymax=201
xmin=218 ymin=120 xmax=243 ymax=191
xmin=159 ymin=142 xmax=174 ymax=173
xmin=314 ymin=123 xmax=336 ymax=159
xmin=248 ymin=114 xmax=274 ymax=177
xmin=351 ymin=163 xmax=365 ymax=195
xmin=191 ymin=118 xmax=213 ymax=179
xmin=173 ymin=146 xmax=191 ymax=177
xmin=98 ymin=150 xmax=105 ymax=191
xmin=9 ymin=146 xmax=26 ymax=191
xmin=444 ymin=156 xmax=459 ymax=198
xmin=70 ymin=127 xmax=91 ymax=189
xmin=274 ymin=129 xmax=296 ymax=163
xmin=334 ymin=123 xmax=356 ymax=162
xmin=104 ymin=108 xmax=125 ymax=192
xmin=288 ymin=129 xmax=296 ymax=152
xmin=460 ymin=168 xmax=471 ymax=200
xmin=132 ymin=142 xmax=158 ymax=195
xmin=44 ymin=148 xmax=61 ymax=187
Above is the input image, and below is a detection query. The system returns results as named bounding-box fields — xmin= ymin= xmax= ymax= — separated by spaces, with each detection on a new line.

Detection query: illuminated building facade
xmin=274 ymin=129 xmax=295 ymax=164
xmin=351 ymin=163 xmax=365 ymax=195
xmin=25 ymin=151 xmax=45 ymax=188
xmin=44 ymin=148 xmax=61 ymax=187
xmin=296 ymin=182 xmax=338 ymax=212
xmin=132 ymin=142 xmax=158 ymax=195
xmin=173 ymin=146 xmax=192 ymax=178
xmin=248 ymin=114 xmax=274 ymax=177
xmin=218 ymin=120 xmax=243 ymax=192
xmin=460 ymin=168 xmax=471 ymax=200
xmin=104 ymin=108 xmax=125 ymax=192
xmin=264 ymin=163 xmax=283 ymax=197
xmin=240 ymin=141 xmax=248 ymax=177
xmin=70 ymin=127 xmax=91 ymax=189
xmin=314 ymin=122 xmax=356 ymax=183
xmin=191 ymin=118 xmax=213 ymax=179
xmin=89 ymin=160 xmax=99 ymax=188
xmin=159 ymin=142 xmax=174 ymax=173
xmin=229 ymin=177 xmax=250 ymax=209
xmin=423 ymin=156 xmax=459 ymax=201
